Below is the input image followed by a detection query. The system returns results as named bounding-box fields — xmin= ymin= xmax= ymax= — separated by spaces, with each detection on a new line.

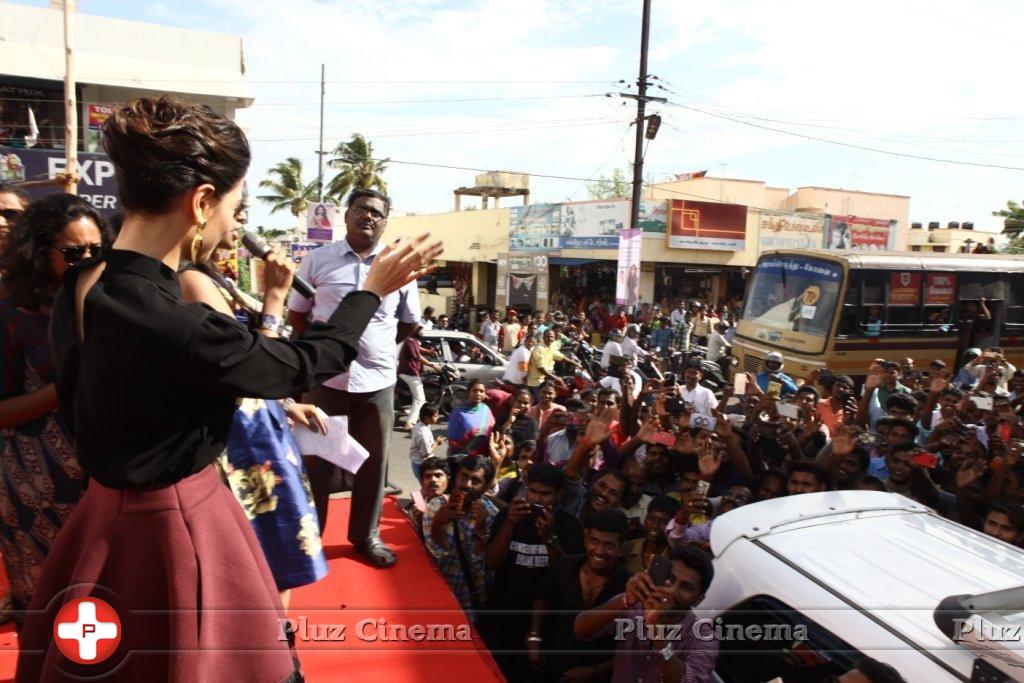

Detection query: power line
xmin=247 ymin=119 xmax=629 ymax=142
xmin=0 ymin=93 xmax=606 ymax=106
xmin=666 ymin=100 xmax=1024 ymax=172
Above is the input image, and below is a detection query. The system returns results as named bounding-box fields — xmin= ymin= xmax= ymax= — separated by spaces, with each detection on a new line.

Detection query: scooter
xmin=394 ymin=363 xmax=465 ymax=420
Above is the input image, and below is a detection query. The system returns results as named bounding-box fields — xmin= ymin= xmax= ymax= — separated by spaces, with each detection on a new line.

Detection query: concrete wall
xmin=781 ymin=187 xmax=911 ymax=250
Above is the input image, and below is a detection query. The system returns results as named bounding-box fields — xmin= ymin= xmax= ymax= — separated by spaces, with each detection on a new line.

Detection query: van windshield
xmin=741 ymin=256 xmax=843 ymax=338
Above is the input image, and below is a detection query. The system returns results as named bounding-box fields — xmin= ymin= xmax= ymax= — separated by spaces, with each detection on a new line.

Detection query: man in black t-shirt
xmin=530 ymin=509 xmax=630 ymax=680
xmin=483 ymin=464 xmax=584 ymax=678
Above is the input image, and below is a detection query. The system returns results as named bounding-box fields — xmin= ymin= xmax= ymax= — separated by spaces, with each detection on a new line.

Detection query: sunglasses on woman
xmin=49 ymin=242 xmax=103 ymax=265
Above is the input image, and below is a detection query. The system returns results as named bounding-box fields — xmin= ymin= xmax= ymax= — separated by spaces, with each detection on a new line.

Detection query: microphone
xmin=241 ymin=230 xmax=316 ymax=299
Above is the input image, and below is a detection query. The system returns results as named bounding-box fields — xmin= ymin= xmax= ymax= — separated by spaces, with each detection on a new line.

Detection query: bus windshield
xmin=741 ymin=256 xmax=843 ymax=338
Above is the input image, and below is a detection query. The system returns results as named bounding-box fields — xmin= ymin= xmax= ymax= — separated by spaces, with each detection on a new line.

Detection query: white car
xmin=701 ymin=491 xmax=1024 ymax=682
xmin=419 ymin=330 xmax=507 ymax=382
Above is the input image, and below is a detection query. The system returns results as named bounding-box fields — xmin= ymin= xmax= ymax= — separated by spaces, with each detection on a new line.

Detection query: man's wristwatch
xmin=260 ymin=313 xmax=286 ymax=334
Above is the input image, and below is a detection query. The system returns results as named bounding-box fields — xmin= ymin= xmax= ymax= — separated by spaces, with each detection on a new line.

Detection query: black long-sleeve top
xmin=49 ymin=249 xmax=379 ymax=489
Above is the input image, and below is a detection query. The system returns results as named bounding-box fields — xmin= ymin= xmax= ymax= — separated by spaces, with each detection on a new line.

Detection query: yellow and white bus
xmin=733 ymin=249 xmax=1024 ymax=380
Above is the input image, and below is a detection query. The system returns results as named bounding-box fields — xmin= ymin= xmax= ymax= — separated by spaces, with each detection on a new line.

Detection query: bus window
xmin=837 ymin=271 xmax=861 ymax=337
xmin=1002 ymin=273 xmax=1024 ymax=338
xmin=925 ymin=305 xmax=954 ymax=333
xmin=887 ymin=305 xmax=923 ymax=335
xmin=862 ymin=305 xmax=883 ymax=337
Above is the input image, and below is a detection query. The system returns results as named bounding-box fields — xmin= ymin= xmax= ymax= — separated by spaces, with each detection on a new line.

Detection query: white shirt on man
xmin=680 ymin=383 xmax=716 ymax=416
xmin=289 ymin=238 xmax=420 ymax=393
xmin=600 ymin=340 xmax=623 ymax=368
xmin=503 ymin=344 xmax=532 ymax=384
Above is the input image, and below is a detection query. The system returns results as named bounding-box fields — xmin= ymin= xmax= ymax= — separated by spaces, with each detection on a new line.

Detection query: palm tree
xmin=326 ymin=134 xmax=389 ymax=200
xmin=257 ymin=157 xmax=320 ymax=217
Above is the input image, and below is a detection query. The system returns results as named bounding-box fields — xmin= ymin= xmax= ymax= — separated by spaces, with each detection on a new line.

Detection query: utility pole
xmin=62 ymin=0 xmax=78 ymax=194
xmin=623 ymin=0 xmax=666 ymax=236
xmin=316 ymin=63 xmax=326 ymax=202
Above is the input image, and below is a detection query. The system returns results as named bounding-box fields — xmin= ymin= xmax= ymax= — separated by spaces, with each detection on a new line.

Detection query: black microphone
xmin=241 ymin=230 xmax=316 ymax=299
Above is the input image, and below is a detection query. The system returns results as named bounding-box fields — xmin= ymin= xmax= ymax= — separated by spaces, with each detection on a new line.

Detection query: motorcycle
xmin=394 ymin=363 xmax=466 ymax=420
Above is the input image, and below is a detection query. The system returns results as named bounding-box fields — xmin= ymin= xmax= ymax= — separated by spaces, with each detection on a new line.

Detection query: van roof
xmin=712 ymin=491 xmax=1024 ymax=676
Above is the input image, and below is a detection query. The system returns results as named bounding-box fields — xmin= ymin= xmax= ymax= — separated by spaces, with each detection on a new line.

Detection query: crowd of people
xmin=0 ymin=94 xmax=1016 ymax=682
xmin=396 ymin=291 xmax=1022 ymax=681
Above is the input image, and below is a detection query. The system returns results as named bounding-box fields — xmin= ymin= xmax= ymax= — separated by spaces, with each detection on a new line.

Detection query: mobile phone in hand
xmin=530 ymin=503 xmax=546 ymax=518
xmin=650 ymin=431 xmax=676 ymax=447
xmin=450 ymin=491 xmax=470 ymax=512
xmin=648 ymin=555 xmax=674 ymax=587
xmin=911 ymin=451 xmax=938 ymax=468
xmin=776 ymin=402 xmax=799 ymax=420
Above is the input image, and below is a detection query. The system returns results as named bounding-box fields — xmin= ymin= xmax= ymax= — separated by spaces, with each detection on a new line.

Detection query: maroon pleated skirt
xmin=16 ymin=465 xmax=299 ymax=682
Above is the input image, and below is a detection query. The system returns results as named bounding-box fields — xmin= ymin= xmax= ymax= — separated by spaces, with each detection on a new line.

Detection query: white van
xmin=700 ymin=491 xmax=1024 ymax=682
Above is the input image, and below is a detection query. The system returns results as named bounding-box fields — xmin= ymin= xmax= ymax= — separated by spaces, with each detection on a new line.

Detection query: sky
xmin=15 ymin=0 xmax=1024 ymax=234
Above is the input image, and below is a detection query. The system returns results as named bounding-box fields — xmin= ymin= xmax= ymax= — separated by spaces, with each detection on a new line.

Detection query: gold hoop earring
xmin=190 ymin=220 xmax=207 ymax=262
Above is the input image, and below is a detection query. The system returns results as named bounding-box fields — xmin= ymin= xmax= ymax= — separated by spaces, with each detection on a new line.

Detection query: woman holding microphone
xmin=17 ymin=96 xmax=441 ymax=682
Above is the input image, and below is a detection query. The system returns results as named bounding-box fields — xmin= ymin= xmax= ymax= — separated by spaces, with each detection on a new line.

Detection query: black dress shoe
xmin=355 ymin=540 xmax=397 ymax=568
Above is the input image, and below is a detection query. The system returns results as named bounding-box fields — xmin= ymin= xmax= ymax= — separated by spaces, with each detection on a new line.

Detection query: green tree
xmin=994 ymin=198 xmax=1024 ymax=237
xmin=326 ymin=134 xmax=389 ymax=199
xmin=586 ymin=167 xmax=631 ymax=200
xmin=256 ymin=157 xmax=320 ymax=217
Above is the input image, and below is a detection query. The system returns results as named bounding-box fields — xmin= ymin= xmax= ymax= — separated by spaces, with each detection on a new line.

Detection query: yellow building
xmin=387 ymin=174 xmax=910 ymax=317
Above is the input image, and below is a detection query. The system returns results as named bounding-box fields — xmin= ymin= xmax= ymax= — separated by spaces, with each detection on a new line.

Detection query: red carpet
xmin=0 ymin=497 xmax=503 ymax=682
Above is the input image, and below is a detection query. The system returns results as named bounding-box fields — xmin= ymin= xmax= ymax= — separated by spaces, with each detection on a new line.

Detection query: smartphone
xmin=766 ymin=380 xmax=782 ymax=397
xmin=663 ymin=373 xmax=677 ymax=388
xmin=647 ymin=378 xmax=663 ymax=391
xmin=733 ymin=373 xmax=748 ymax=395
xmin=648 ymin=555 xmax=674 ymax=587
xmin=449 ymin=491 xmax=470 ymax=512
xmin=726 ymin=414 xmax=746 ymax=428
xmin=665 ymin=398 xmax=685 ymax=415
xmin=694 ymin=480 xmax=711 ymax=497
xmin=858 ymin=432 xmax=880 ymax=447
xmin=776 ymin=402 xmax=800 ymax=420
xmin=971 ymin=396 xmax=994 ymax=411
xmin=690 ymin=413 xmax=718 ymax=432
xmin=911 ymin=451 xmax=938 ymax=469
xmin=530 ymin=503 xmax=546 ymax=518
xmin=565 ymin=412 xmax=589 ymax=427
xmin=650 ymin=431 xmax=676 ymax=447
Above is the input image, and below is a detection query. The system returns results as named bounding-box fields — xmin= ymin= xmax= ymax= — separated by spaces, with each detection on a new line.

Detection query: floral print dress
xmin=0 ymin=298 xmax=85 ymax=616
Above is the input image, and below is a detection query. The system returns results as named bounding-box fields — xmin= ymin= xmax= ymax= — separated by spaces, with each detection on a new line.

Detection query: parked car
xmin=702 ymin=491 xmax=1024 ymax=682
xmin=420 ymin=330 xmax=507 ymax=382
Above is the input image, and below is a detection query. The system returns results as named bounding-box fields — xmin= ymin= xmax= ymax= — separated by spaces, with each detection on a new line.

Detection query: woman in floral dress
xmin=0 ymin=194 xmax=109 ymax=624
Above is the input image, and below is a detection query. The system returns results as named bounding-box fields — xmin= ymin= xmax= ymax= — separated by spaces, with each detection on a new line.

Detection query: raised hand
xmin=362 ymin=233 xmax=444 ymax=299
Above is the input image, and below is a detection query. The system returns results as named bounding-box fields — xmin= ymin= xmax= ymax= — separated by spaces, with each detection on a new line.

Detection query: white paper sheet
xmin=292 ymin=410 xmax=370 ymax=475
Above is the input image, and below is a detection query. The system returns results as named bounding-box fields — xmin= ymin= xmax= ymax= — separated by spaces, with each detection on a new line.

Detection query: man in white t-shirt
xmin=600 ymin=328 xmax=624 ymax=369
xmin=479 ymin=311 xmax=501 ymax=347
xmin=501 ymin=311 xmax=522 ymax=352
xmin=706 ymin=322 xmax=728 ymax=362
xmin=502 ymin=335 xmax=536 ymax=385
xmin=621 ymin=324 xmax=648 ymax=362
xmin=679 ymin=361 xmax=716 ymax=415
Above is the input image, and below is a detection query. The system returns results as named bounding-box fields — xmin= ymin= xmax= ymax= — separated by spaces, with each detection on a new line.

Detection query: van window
xmin=715 ymin=595 xmax=862 ymax=683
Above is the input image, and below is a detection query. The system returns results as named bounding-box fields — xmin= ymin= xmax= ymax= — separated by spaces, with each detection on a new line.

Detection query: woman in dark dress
xmin=0 ymin=194 xmax=112 ymax=625
xmin=16 ymin=96 xmax=442 ymax=682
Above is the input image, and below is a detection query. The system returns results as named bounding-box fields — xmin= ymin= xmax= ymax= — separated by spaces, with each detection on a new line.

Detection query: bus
xmin=733 ymin=249 xmax=1024 ymax=381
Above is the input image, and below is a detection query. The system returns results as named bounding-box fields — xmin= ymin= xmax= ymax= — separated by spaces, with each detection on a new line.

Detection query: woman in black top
xmin=16 ymin=96 xmax=441 ymax=682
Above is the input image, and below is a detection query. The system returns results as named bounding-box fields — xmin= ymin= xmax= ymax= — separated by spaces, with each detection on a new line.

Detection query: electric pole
xmin=62 ymin=0 xmax=78 ymax=194
xmin=623 ymin=0 xmax=665 ymax=236
xmin=316 ymin=63 xmax=326 ymax=202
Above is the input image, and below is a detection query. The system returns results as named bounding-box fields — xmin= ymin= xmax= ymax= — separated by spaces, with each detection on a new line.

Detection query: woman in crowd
xmin=0 ymin=194 xmax=108 ymax=625
xmin=17 ymin=96 xmax=441 ymax=681
xmin=447 ymin=378 xmax=495 ymax=454
xmin=178 ymin=203 xmax=331 ymax=611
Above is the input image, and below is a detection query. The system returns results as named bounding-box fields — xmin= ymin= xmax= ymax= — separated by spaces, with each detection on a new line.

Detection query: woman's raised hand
xmin=363 ymin=233 xmax=444 ymax=299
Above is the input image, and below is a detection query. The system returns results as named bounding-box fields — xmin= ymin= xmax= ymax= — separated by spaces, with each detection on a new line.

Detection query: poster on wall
xmin=0 ymin=146 xmax=119 ymax=216
xmin=306 ymin=202 xmax=336 ymax=242
xmin=496 ymin=253 xmax=548 ymax=311
xmin=757 ymin=210 xmax=826 ymax=250
xmin=824 ymin=215 xmax=896 ymax=250
xmin=925 ymin=273 xmax=956 ymax=305
xmin=615 ymin=229 xmax=642 ymax=307
xmin=86 ymin=104 xmax=116 ymax=153
xmin=889 ymin=272 xmax=922 ymax=305
xmin=509 ymin=203 xmax=561 ymax=252
xmin=559 ymin=200 xmax=626 ymax=249
xmin=666 ymin=199 xmax=747 ymax=251
xmin=639 ymin=199 xmax=669 ymax=239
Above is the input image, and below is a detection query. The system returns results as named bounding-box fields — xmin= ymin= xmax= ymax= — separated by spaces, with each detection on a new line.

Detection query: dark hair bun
xmin=103 ymin=96 xmax=250 ymax=214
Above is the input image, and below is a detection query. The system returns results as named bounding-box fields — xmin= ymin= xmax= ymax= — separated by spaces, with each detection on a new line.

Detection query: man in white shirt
xmin=679 ymin=361 xmax=716 ymax=415
xmin=420 ymin=306 xmax=436 ymax=330
xmin=599 ymin=361 xmax=643 ymax=400
xmin=288 ymin=189 xmax=419 ymax=569
xmin=670 ymin=300 xmax=687 ymax=328
xmin=620 ymin=325 xmax=647 ymax=361
xmin=479 ymin=311 xmax=500 ymax=347
xmin=502 ymin=335 xmax=536 ymax=386
xmin=705 ymin=322 xmax=728 ymax=362
xmin=600 ymin=328 xmax=624 ymax=369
